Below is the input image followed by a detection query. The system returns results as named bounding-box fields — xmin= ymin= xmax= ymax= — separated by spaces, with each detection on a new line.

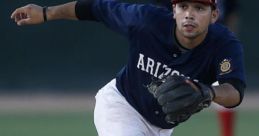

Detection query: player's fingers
xmin=157 ymin=85 xmax=194 ymax=105
xmin=10 ymin=9 xmax=19 ymax=19
xmin=11 ymin=7 xmax=27 ymax=19
xmin=11 ymin=8 xmax=29 ymax=24
xmin=11 ymin=4 xmax=44 ymax=25
xmin=17 ymin=18 xmax=32 ymax=26
xmin=12 ymin=13 xmax=26 ymax=23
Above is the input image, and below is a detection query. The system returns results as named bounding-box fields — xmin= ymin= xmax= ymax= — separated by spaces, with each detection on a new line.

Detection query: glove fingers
xmin=147 ymin=75 xmax=213 ymax=127
xmin=157 ymin=85 xmax=196 ymax=105
xmin=165 ymin=112 xmax=191 ymax=125
xmin=161 ymin=93 xmax=200 ymax=114
xmin=154 ymin=76 xmax=187 ymax=97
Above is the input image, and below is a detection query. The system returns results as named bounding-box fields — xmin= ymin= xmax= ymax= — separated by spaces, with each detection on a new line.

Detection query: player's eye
xmin=178 ymin=4 xmax=188 ymax=10
xmin=195 ymin=6 xmax=205 ymax=11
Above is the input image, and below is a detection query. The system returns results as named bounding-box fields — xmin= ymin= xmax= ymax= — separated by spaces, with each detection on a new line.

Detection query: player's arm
xmin=212 ymin=79 xmax=245 ymax=108
xmin=11 ymin=1 xmax=78 ymax=25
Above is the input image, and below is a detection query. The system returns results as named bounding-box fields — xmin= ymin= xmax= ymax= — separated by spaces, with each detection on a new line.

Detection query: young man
xmin=11 ymin=0 xmax=246 ymax=136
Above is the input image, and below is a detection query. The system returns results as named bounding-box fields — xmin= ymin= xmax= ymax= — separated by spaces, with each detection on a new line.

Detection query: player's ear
xmin=173 ymin=4 xmax=176 ymax=19
xmin=210 ymin=8 xmax=219 ymax=24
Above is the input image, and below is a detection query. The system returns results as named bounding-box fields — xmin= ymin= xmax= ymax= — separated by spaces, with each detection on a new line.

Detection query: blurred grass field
xmin=0 ymin=110 xmax=258 ymax=136
xmin=0 ymin=93 xmax=258 ymax=136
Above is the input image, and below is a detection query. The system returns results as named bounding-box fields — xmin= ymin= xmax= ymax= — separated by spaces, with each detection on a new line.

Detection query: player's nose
xmin=184 ymin=9 xmax=195 ymax=20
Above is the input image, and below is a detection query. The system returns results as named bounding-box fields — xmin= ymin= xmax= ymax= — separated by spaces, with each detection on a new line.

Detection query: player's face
xmin=173 ymin=2 xmax=218 ymax=39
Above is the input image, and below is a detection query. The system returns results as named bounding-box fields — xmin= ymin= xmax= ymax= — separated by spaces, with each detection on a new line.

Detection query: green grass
xmin=0 ymin=110 xmax=258 ymax=136
xmin=174 ymin=110 xmax=259 ymax=136
xmin=0 ymin=112 xmax=97 ymax=136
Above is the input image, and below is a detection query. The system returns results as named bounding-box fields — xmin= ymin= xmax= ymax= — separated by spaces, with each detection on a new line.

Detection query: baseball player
xmin=11 ymin=0 xmax=246 ymax=136
xmin=154 ymin=1 xmax=241 ymax=136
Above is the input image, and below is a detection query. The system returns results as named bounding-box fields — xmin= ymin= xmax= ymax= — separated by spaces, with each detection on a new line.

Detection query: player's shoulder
xmin=208 ymin=23 xmax=242 ymax=46
xmin=209 ymin=23 xmax=234 ymax=38
xmin=136 ymin=4 xmax=173 ymax=22
xmin=141 ymin=4 xmax=173 ymax=28
xmin=208 ymin=23 xmax=244 ymax=53
xmin=127 ymin=4 xmax=173 ymax=33
xmin=94 ymin=0 xmax=171 ymax=17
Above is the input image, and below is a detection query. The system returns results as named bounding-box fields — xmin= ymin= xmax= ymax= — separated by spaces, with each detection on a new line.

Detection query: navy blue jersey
xmin=76 ymin=0 xmax=246 ymax=129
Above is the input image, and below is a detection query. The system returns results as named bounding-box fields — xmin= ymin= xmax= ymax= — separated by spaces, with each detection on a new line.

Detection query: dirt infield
xmin=0 ymin=92 xmax=258 ymax=113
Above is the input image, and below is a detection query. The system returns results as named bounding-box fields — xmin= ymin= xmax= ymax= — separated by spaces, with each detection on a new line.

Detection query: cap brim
xmin=172 ymin=0 xmax=214 ymax=5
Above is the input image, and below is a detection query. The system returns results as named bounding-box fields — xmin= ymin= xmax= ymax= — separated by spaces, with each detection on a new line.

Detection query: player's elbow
xmin=224 ymin=85 xmax=245 ymax=109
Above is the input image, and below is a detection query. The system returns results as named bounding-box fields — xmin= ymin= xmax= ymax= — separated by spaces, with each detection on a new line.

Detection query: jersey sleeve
xmin=76 ymin=0 xmax=153 ymax=36
xmin=214 ymin=37 xmax=246 ymax=86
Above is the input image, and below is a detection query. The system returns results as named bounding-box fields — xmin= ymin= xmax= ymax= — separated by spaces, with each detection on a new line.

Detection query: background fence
xmin=1 ymin=0 xmax=258 ymax=92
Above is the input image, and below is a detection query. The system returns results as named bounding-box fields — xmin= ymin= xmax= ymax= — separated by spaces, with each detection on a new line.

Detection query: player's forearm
xmin=46 ymin=1 xmax=78 ymax=21
xmin=212 ymin=83 xmax=240 ymax=108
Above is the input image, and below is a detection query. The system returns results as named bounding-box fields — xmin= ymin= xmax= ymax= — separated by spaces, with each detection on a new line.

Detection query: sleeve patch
xmin=219 ymin=59 xmax=232 ymax=75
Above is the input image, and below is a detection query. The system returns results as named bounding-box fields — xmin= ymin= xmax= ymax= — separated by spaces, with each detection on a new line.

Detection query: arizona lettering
xmin=137 ymin=53 xmax=198 ymax=82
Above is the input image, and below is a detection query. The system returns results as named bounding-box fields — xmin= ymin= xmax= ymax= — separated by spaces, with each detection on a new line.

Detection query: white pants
xmin=94 ymin=79 xmax=173 ymax=136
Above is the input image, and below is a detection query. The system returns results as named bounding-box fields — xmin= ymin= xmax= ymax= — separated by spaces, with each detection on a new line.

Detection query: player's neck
xmin=175 ymin=29 xmax=208 ymax=49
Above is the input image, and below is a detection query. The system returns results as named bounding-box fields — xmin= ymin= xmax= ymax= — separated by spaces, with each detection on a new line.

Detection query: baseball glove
xmin=147 ymin=75 xmax=215 ymax=126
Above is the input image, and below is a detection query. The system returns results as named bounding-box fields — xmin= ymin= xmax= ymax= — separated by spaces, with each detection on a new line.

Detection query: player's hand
xmin=11 ymin=4 xmax=45 ymax=26
xmin=147 ymin=75 xmax=215 ymax=126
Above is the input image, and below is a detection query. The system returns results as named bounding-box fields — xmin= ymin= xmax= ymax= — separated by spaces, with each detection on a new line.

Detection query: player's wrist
xmin=192 ymin=82 xmax=214 ymax=107
xmin=209 ymin=86 xmax=216 ymax=101
xmin=43 ymin=6 xmax=48 ymax=22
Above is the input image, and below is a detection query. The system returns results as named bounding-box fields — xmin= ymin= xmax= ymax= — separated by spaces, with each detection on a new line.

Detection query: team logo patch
xmin=219 ymin=59 xmax=232 ymax=75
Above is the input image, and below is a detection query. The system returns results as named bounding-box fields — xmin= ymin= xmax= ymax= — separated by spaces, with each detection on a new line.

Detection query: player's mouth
xmin=183 ymin=23 xmax=196 ymax=32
